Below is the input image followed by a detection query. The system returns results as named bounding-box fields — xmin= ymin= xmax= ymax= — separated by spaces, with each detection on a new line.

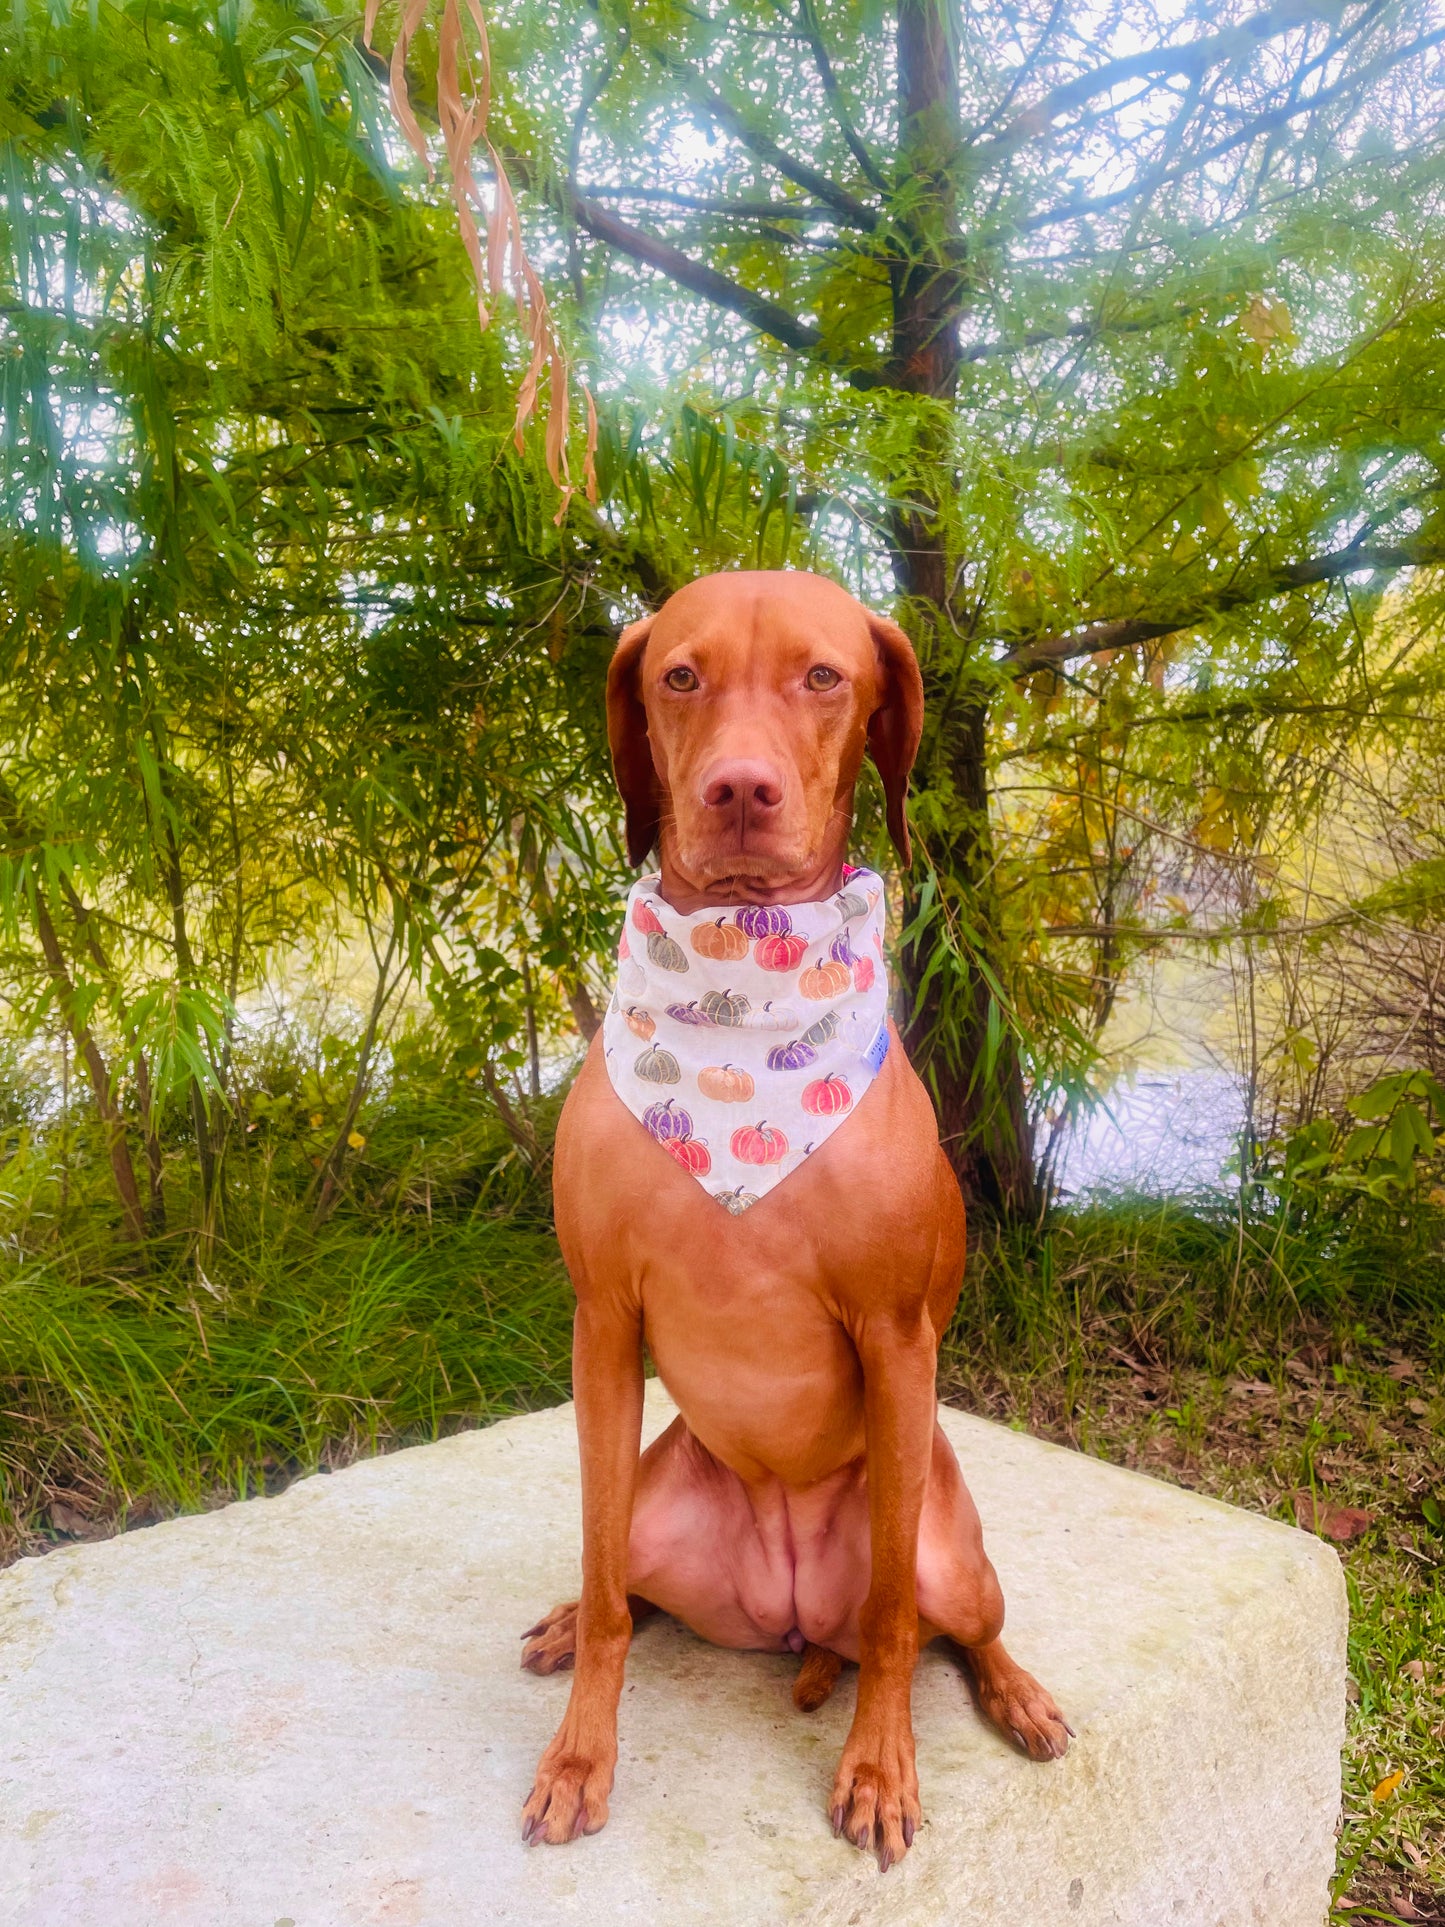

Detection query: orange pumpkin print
xmin=698 ymin=1063 xmax=755 ymax=1104
xmin=802 ymin=1073 xmax=852 ymax=1116
xmin=624 ymin=1005 xmax=656 ymax=1040
xmin=799 ymin=958 xmax=851 ymax=1000
xmin=691 ymin=917 xmax=750 ymax=961
xmin=755 ymin=932 xmax=808 ymax=973
xmin=730 ymin=1121 xmax=789 ymax=1165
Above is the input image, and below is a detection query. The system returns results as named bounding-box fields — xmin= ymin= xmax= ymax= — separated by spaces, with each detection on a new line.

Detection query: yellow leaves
xmin=1195 ymin=787 xmax=1236 ymax=852
xmin=1240 ymin=294 xmax=1296 ymax=346
xmin=309 ymin=1112 xmax=323 ymax=1129
xmin=1193 ymin=786 xmax=1257 ymax=852
xmin=1372 ymin=1770 xmax=1404 ymax=1804
xmin=347 ymin=1130 xmax=366 ymax=1150
xmin=1285 ymin=1032 xmax=1318 ymax=1072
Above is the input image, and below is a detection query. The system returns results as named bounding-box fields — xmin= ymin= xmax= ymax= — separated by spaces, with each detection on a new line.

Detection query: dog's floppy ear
xmin=606 ymin=616 xmax=660 ymax=867
xmin=866 ymin=615 xmax=924 ymax=868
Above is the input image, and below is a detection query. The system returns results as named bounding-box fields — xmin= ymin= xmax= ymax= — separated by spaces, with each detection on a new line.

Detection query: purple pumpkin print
xmin=665 ymin=1000 xmax=713 ymax=1026
xmin=643 ymin=1098 xmax=693 ymax=1141
xmin=735 ymin=904 xmax=792 ymax=939
xmin=766 ymin=1037 xmax=818 ymax=1072
xmin=829 ymin=931 xmax=856 ymax=965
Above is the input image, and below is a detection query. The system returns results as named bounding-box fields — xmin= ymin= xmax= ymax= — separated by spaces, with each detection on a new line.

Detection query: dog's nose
xmin=700 ymin=760 xmax=785 ymax=814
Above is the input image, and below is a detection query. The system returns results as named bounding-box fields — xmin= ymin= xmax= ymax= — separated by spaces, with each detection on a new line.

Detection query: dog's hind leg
xmin=916 ymin=1423 xmax=1072 ymax=1762
xmin=793 ymin=1642 xmax=844 ymax=1711
xmin=521 ymin=1597 xmax=658 ymax=1675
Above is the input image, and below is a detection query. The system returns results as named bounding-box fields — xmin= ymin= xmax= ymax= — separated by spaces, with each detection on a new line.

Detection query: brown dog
xmin=520 ymin=570 xmax=1068 ymax=1867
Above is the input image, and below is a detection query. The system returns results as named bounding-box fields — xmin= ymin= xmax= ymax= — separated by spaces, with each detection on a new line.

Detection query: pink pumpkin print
xmin=852 ymin=954 xmax=876 ymax=993
xmin=736 ymin=904 xmax=792 ymax=939
xmin=756 ymin=932 xmax=808 ymax=973
xmin=730 ymin=1122 xmax=789 ymax=1165
xmin=619 ymin=929 xmax=631 ymax=961
xmin=802 ymin=1073 xmax=852 ymax=1117
xmin=632 ymin=897 xmax=664 ymax=937
xmin=664 ymin=1135 xmax=712 ymax=1177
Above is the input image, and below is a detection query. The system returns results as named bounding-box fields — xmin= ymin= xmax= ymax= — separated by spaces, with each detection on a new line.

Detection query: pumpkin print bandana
xmin=602 ymin=865 xmax=890 ymax=1212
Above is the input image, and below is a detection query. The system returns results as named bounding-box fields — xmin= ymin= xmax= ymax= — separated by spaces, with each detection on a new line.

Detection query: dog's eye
xmin=664 ymin=666 xmax=699 ymax=692
xmin=806 ymin=665 xmax=842 ymax=691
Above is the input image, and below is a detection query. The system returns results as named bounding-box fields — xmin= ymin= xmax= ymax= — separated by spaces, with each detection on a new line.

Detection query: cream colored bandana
xmin=602 ymin=865 xmax=891 ymax=1212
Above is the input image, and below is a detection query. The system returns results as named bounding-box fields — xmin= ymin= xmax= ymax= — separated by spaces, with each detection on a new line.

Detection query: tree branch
xmin=1004 ymin=536 xmax=1445 ymax=673
xmin=970 ymin=1 xmax=1350 ymax=170
xmin=1017 ymin=22 xmax=1445 ymax=233
xmin=575 ymin=183 xmax=849 ymax=222
xmin=569 ymin=193 xmax=825 ymax=351
xmin=796 ymin=0 xmax=890 ymax=193
xmin=647 ymin=45 xmax=879 ymax=229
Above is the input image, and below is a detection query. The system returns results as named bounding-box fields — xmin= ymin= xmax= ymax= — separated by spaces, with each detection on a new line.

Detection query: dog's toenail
xmin=831 ymin=1804 xmax=845 ymax=1836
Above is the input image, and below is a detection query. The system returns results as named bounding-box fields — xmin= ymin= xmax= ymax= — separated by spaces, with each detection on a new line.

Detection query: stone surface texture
xmin=1 ymin=1382 xmax=1344 ymax=1927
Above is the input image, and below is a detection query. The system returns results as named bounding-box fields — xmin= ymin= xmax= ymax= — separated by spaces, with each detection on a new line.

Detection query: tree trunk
xmin=32 ymin=886 xmax=147 ymax=1241
xmin=890 ymin=0 xmax=1039 ymax=1218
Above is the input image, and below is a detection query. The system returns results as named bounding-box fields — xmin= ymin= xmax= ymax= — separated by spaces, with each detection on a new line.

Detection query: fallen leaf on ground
xmin=1388 ymin=1360 xmax=1420 ymax=1381
xmin=1402 ymin=1839 xmax=1426 ymax=1868
xmin=1230 ymin=1379 xmax=1275 ymax=1397
xmin=1372 ymin=1770 xmax=1405 ymax=1803
xmin=1408 ymin=1399 xmax=1431 ymax=1417
xmin=1294 ymin=1491 xmax=1375 ymax=1541
xmin=1386 ymin=1892 xmax=1420 ymax=1920
xmin=47 ymin=1500 xmax=107 ymax=1539
xmin=1404 ymin=1660 xmax=1426 ymax=1682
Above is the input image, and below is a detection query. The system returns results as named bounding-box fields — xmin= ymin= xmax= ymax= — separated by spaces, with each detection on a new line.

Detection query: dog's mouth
xmin=670 ymin=826 xmax=819 ymax=896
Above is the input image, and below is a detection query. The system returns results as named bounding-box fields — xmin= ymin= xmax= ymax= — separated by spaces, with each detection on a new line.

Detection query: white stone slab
xmin=0 ymin=1383 xmax=1344 ymax=1927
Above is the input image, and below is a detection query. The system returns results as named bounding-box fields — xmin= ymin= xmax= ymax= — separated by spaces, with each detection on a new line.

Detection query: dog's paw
xmin=521 ymin=1601 xmax=578 ymax=1675
xmin=967 ymin=1642 xmax=1072 ymax=1762
xmin=521 ymin=1741 xmax=614 ymax=1845
xmin=829 ymin=1720 xmax=920 ymax=1870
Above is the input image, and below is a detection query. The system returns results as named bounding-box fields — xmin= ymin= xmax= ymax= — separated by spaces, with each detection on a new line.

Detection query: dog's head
xmin=606 ymin=571 xmax=923 ymax=899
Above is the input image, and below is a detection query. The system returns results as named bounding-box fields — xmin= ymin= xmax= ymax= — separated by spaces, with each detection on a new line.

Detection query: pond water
xmin=1047 ymin=1068 xmax=1247 ymax=1199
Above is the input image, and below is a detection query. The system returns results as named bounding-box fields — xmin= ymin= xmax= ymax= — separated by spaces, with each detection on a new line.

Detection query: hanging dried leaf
xmin=365 ymin=0 xmax=597 ymax=516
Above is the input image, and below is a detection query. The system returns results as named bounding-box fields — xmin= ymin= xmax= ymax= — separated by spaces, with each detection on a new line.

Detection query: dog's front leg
xmin=831 ymin=1308 xmax=936 ymax=1868
xmin=521 ymin=1296 xmax=644 ymax=1845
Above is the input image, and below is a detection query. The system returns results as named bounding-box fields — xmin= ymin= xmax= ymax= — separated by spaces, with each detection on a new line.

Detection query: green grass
xmin=0 ymin=1216 xmax=575 ymax=1555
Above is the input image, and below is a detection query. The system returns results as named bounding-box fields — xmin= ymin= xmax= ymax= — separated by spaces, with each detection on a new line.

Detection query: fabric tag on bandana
xmin=602 ymin=865 xmax=890 ymax=1212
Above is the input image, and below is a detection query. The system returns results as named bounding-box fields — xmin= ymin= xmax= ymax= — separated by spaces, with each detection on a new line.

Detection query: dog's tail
xmin=792 ymin=1643 xmax=844 ymax=1712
